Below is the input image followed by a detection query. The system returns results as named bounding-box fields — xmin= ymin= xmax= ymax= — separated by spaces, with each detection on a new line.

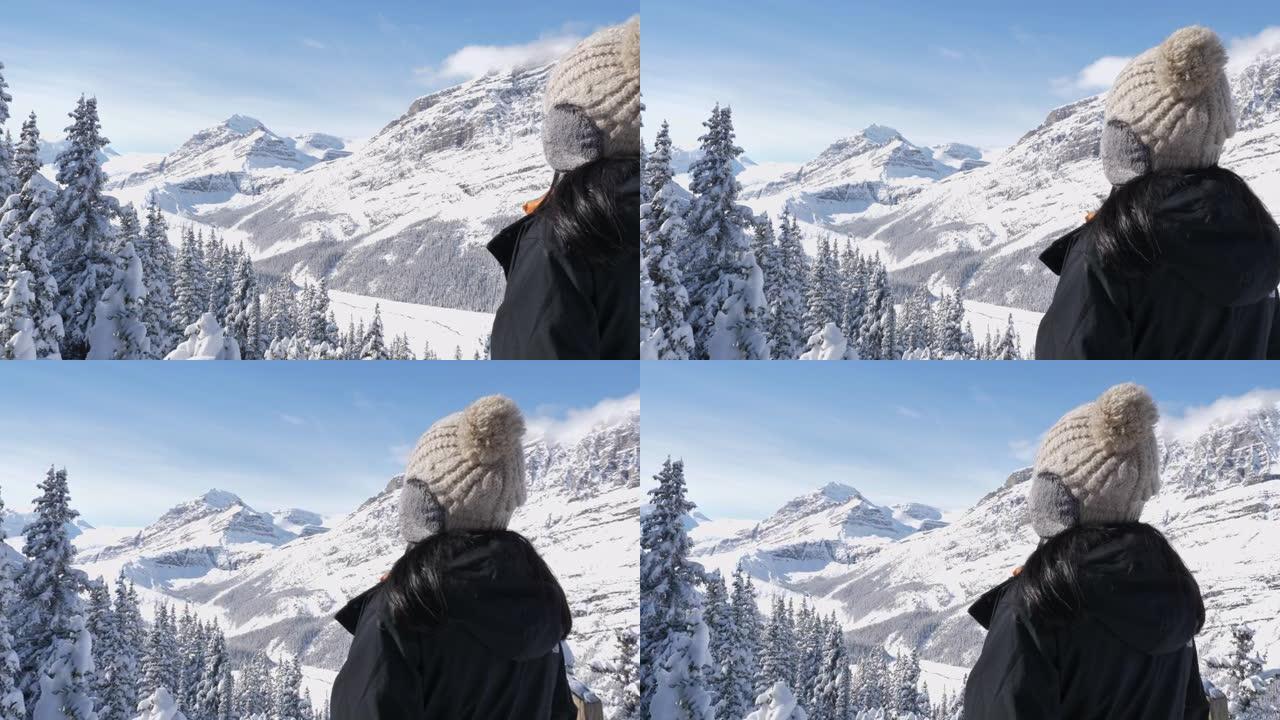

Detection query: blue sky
xmin=643 ymin=1 xmax=1280 ymax=162
xmin=0 ymin=0 xmax=635 ymax=153
xmin=0 ymin=362 xmax=637 ymax=526
xmin=641 ymin=362 xmax=1280 ymax=521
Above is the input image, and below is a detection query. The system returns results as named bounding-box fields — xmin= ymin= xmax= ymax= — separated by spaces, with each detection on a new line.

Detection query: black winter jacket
xmin=1036 ymin=170 xmax=1280 ymax=359
xmin=330 ymin=535 xmax=577 ymax=720
xmin=963 ymin=532 xmax=1210 ymax=720
xmin=487 ymin=173 xmax=640 ymax=360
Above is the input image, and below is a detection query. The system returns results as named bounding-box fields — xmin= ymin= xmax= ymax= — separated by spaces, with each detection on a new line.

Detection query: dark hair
xmin=538 ymin=156 xmax=639 ymax=264
xmin=1016 ymin=522 xmax=1203 ymax=629
xmin=1086 ymin=165 xmax=1275 ymax=273
xmin=384 ymin=529 xmax=572 ymax=636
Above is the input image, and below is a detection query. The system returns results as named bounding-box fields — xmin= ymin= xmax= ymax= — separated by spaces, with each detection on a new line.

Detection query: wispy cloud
xmin=1008 ymin=438 xmax=1038 ymax=463
xmin=300 ymin=38 xmax=327 ymax=50
xmin=1227 ymin=26 xmax=1280 ymax=74
xmin=526 ymin=393 xmax=639 ymax=445
xmin=1158 ymin=388 xmax=1280 ymax=445
xmin=1052 ymin=55 xmax=1132 ymax=96
xmin=413 ymin=30 xmax=582 ymax=85
xmin=935 ymin=46 xmax=965 ymax=60
xmin=895 ymin=405 xmax=923 ymax=419
xmin=279 ymin=413 xmax=306 ymax=426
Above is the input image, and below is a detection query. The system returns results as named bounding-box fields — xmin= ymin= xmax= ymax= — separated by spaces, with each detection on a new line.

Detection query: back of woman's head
xmin=384 ymin=528 xmax=572 ymax=637
xmin=1016 ymin=522 xmax=1203 ymax=630
xmin=1086 ymin=166 xmax=1275 ymax=273
xmin=538 ymin=157 xmax=639 ymax=264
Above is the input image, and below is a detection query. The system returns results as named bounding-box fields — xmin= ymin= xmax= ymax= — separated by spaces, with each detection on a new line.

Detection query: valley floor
xmin=327 ymin=290 xmax=494 ymax=359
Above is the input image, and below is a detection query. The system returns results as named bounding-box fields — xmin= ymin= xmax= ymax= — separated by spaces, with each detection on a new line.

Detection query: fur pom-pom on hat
xmin=1089 ymin=383 xmax=1160 ymax=455
xmin=1156 ymin=26 xmax=1229 ymax=99
xmin=459 ymin=395 xmax=526 ymax=465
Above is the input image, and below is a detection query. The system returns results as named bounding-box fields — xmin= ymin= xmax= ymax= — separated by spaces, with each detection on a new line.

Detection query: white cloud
xmin=279 ymin=413 xmax=305 ymax=426
xmin=1008 ymin=438 xmax=1037 ymax=463
xmin=526 ymin=393 xmax=639 ymax=445
xmin=301 ymin=38 xmax=327 ymax=50
xmin=1053 ymin=55 xmax=1133 ymax=96
xmin=935 ymin=46 xmax=965 ymax=60
xmin=1227 ymin=26 xmax=1280 ymax=75
xmin=414 ymin=31 xmax=582 ymax=85
xmin=895 ymin=405 xmax=923 ymax=419
xmin=1158 ymin=388 xmax=1280 ymax=445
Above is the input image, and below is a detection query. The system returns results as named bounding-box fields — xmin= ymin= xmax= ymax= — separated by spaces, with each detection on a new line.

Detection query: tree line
xmin=639 ymin=105 xmax=1024 ymax=361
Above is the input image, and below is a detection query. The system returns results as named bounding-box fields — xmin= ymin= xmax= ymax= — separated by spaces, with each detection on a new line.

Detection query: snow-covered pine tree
xmin=757 ymin=596 xmax=791 ymax=696
xmin=880 ymin=302 xmax=899 ymax=361
xmin=134 ymin=686 xmax=187 ymax=720
xmin=107 ymin=575 xmax=141 ymax=720
xmin=51 ymin=96 xmax=119 ymax=358
xmin=745 ymin=682 xmax=808 ymax=720
xmin=857 ymin=259 xmax=891 ymax=360
xmin=839 ymin=244 xmax=865 ymax=358
xmin=14 ymin=467 xmax=89 ymax=709
xmin=1210 ymin=624 xmax=1265 ymax=713
xmin=640 ymin=120 xmax=695 ymax=360
xmin=0 ymin=122 xmax=63 ymax=359
xmin=138 ymin=199 xmax=175 ymax=357
xmin=235 ymin=653 xmax=271 ymax=718
xmin=172 ymin=227 xmax=208 ymax=331
xmin=701 ymin=572 xmax=733 ymax=713
xmin=751 ymin=214 xmax=780 ymax=323
xmin=894 ymin=649 xmax=924 ymax=717
xmin=684 ymin=106 xmax=768 ymax=359
xmin=85 ymin=579 xmax=122 ymax=719
xmin=223 ymin=250 xmax=258 ymax=359
xmin=810 ymin=620 xmax=848 ymax=720
xmin=421 ymin=338 xmax=436 ymax=360
xmin=718 ymin=569 xmax=758 ymax=719
xmin=175 ymin=608 xmax=204 ymax=714
xmin=992 ymin=315 xmax=1021 ymax=360
xmin=639 ymin=458 xmax=713 ymax=718
xmin=31 ymin=610 xmax=97 ymax=720
xmin=769 ymin=211 xmax=807 ymax=359
xmin=86 ymin=239 xmax=150 ymax=359
xmin=0 ymin=486 xmax=26 ymax=720
xmin=271 ymin=657 xmax=302 ymax=720
xmin=588 ymin=628 xmax=639 ymax=720
xmin=0 ymin=63 xmax=15 ymax=202
xmin=360 ymin=304 xmax=389 ymax=360
xmin=803 ymin=236 xmax=840 ymax=343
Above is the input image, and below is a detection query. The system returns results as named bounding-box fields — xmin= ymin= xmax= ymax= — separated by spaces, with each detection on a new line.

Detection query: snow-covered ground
xmin=962 ymin=300 xmax=1044 ymax=352
xmin=326 ymin=290 xmax=493 ymax=359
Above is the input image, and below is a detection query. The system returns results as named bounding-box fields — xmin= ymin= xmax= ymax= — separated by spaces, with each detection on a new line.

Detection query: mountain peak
xmin=223 ymin=114 xmax=267 ymax=134
xmin=817 ymin=482 xmax=862 ymax=502
xmin=860 ymin=124 xmax=904 ymax=145
xmin=197 ymin=489 xmax=244 ymax=509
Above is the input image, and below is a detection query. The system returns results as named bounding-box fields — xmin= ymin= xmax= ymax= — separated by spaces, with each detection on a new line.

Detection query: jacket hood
xmin=1151 ymin=173 xmax=1280 ymax=307
xmin=970 ymin=531 xmax=1202 ymax=657
xmin=337 ymin=534 xmax=568 ymax=662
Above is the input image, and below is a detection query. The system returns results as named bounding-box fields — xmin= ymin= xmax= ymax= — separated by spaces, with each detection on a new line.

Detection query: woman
xmin=488 ymin=17 xmax=641 ymax=360
xmin=964 ymin=384 xmax=1210 ymax=719
xmin=1036 ymin=26 xmax=1280 ymax=360
xmin=331 ymin=395 xmax=577 ymax=720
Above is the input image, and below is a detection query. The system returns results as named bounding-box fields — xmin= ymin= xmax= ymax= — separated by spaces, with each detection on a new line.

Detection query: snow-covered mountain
xmin=2 ymin=509 xmax=94 ymax=540
xmin=692 ymin=405 xmax=1280 ymax=679
xmin=738 ymin=51 xmax=1280 ymax=314
xmin=37 ymin=138 xmax=119 ymax=167
xmin=105 ymin=115 xmax=352 ymax=214
xmin=670 ymin=145 xmax=756 ymax=175
xmin=75 ymin=409 xmax=640 ymax=704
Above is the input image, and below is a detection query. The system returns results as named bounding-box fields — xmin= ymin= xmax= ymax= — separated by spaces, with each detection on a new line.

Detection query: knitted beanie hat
xmin=542 ymin=17 xmax=641 ymax=172
xmin=1101 ymin=26 xmax=1237 ymax=185
xmin=1028 ymin=383 xmax=1161 ymax=538
xmin=399 ymin=395 xmax=527 ymax=544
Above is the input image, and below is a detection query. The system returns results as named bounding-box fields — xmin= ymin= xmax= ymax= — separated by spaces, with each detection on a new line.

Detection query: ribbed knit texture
xmin=400 ymin=395 xmax=527 ymax=542
xmin=1104 ymin=26 xmax=1237 ymax=180
xmin=1032 ymin=384 xmax=1161 ymax=531
xmin=543 ymin=17 xmax=640 ymax=168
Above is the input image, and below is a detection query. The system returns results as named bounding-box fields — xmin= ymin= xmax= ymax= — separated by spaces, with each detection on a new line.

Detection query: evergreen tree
xmin=719 ymin=570 xmax=759 ymax=720
xmin=744 ymin=683 xmax=807 ymax=720
xmin=1211 ymin=624 xmax=1264 ymax=713
xmin=52 ymin=96 xmax=119 ymax=358
xmin=810 ymin=621 xmax=848 ymax=720
xmin=701 ymin=573 xmax=732 ymax=713
xmin=360 ymin=304 xmax=389 ymax=360
xmin=769 ymin=211 xmax=808 ymax=359
xmin=86 ymin=239 xmax=150 ymax=359
xmin=107 ymin=575 xmax=141 ymax=720
xmin=838 ymin=242 xmax=865 ymax=359
xmin=895 ymin=649 xmax=924 ymax=717
xmin=0 ymin=486 xmax=26 ymax=720
xmin=31 ymin=611 xmax=97 ymax=720
xmin=803 ymin=236 xmax=840 ymax=342
xmin=992 ymin=315 xmax=1021 ymax=360
xmin=85 ymin=579 xmax=118 ymax=716
xmin=0 ymin=63 xmax=15 ymax=202
xmin=640 ymin=458 xmax=713 ymax=718
xmin=758 ymin=596 xmax=794 ymax=696
xmin=640 ymin=121 xmax=694 ymax=360
xmin=589 ymin=629 xmax=639 ymax=720
xmin=235 ymin=653 xmax=271 ymax=718
xmin=684 ymin=106 xmax=768 ymax=359
xmin=139 ymin=199 xmax=176 ymax=356
xmin=173 ymin=227 xmax=208 ymax=331
xmin=224 ymin=250 xmax=258 ymax=359
xmin=420 ymin=338 xmax=437 ymax=360
xmin=272 ymin=657 xmax=302 ymax=720
xmin=14 ymin=467 xmax=88 ymax=710
xmin=858 ymin=259 xmax=891 ymax=360
xmin=0 ymin=134 xmax=63 ymax=359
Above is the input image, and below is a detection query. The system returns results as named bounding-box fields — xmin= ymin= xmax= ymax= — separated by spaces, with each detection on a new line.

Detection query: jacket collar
xmin=487 ymin=214 xmax=538 ymax=277
xmin=335 ymin=584 xmax=380 ymax=635
xmin=968 ymin=576 xmax=1017 ymax=630
xmin=1040 ymin=226 xmax=1086 ymax=276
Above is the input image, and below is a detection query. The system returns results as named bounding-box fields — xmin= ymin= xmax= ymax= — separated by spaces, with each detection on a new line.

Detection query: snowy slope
xmin=73 ymin=411 xmax=640 ymax=708
xmin=694 ymin=406 xmax=1280 ymax=679
xmin=738 ymin=51 xmax=1280 ymax=314
xmin=325 ymin=289 xmax=493 ymax=359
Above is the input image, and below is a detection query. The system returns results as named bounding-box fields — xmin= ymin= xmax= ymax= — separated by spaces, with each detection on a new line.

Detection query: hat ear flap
xmin=1028 ymin=471 xmax=1081 ymax=539
xmin=543 ymin=103 xmax=604 ymax=172
xmin=400 ymin=479 xmax=446 ymax=545
xmin=1101 ymin=120 xmax=1152 ymax=186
